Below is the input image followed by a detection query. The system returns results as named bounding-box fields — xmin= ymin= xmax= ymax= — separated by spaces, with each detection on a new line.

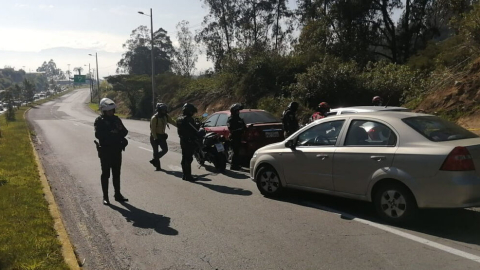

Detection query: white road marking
xmin=139 ymin=147 xmax=153 ymax=152
xmin=72 ymin=123 xmax=79 ymax=126
xmin=304 ymin=202 xmax=480 ymax=263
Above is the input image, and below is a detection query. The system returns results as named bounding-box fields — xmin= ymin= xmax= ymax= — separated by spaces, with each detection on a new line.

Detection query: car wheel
xmin=373 ymin=183 xmax=417 ymax=224
xmin=256 ymin=165 xmax=283 ymax=197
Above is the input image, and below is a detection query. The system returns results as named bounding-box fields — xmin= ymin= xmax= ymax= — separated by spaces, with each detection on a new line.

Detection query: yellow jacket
xmin=150 ymin=113 xmax=177 ymax=139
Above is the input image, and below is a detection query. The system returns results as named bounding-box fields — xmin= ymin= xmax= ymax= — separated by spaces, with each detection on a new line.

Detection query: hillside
xmin=416 ymin=58 xmax=480 ymax=133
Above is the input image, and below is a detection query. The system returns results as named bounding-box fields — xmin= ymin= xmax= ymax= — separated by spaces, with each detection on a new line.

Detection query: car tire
xmin=256 ymin=165 xmax=284 ymax=197
xmin=373 ymin=182 xmax=417 ymax=224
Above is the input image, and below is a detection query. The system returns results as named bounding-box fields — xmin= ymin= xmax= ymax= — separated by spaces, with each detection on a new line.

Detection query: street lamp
xmin=89 ymin=53 xmax=100 ymax=102
xmin=85 ymin=64 xmax=92 ymax=102
xmin=138 ymin=8 xmax=156 ymax=112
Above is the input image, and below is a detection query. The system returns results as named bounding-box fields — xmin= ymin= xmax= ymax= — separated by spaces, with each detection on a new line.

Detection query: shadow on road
xmin=194 ymin=181 xmax=253 ymax=196
xmin=108 ymin=202 xmax=178 ymax=236
xmin=163 ymin=170 xmax=212 ymax=182
xmin=268 ymin=189 xmax=480 ymax=247
xmin=222 ymin=169 xmax=250 ymax=180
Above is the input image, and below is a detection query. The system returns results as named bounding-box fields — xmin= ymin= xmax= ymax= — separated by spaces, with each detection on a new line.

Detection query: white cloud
xmin=0 ymin=27 xmax=126 ymax=53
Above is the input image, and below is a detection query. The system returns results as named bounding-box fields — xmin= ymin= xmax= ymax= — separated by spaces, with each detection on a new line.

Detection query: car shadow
xmin=108 ymin=202 xmax=178 ymax=236
xmin=268 ymin=189 xmax=480 ymax=246
xmin=194 ymin=181 xmax=253 ymax=196
xmin=222 ymin=169 xmax=250 ymax=179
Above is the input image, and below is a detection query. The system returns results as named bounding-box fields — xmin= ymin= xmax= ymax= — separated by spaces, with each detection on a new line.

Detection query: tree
xmin=172 ymin=21 xmax=199 ymax=77
xmin=196 ymin=0 xmax=239 ymax=70
xmin=105 ymin=75 xmax=151 ymax=117
xmin=65 ymin=70 xmax=72 ymax=80
xmin=36 ymin=59 xmax=64 ymax=80
xmin=23 ymin=78 xmax=35 ymax=103
xmin=117 ymin=26 xmax=175 ymax=75
xmin=73 ymin=67 xmax=84 ymax=75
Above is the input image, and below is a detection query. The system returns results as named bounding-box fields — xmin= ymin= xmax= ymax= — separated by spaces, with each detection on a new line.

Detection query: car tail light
xmin=440 ymin=147 xmax=475 ymax=171
xmin=245 ymin=128 xmax=261 ymax=141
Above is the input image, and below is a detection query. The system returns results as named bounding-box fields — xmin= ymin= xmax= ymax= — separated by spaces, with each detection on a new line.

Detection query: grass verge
xmin=0 ymin=108 xmax=69 ymax=269
xmin=88 ymin=102 xmax=129 ymax=119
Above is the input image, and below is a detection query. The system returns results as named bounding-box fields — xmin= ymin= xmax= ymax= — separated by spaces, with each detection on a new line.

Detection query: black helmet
xmin=288 ymin=101 xmax=299 ymax=111
xmin=156 ymin=103 xmax=168 ymax=112
xmin=230 ymin=103 xmax=244 ymax=113
xmin=182 ymin=103 xmax=197 ymax=116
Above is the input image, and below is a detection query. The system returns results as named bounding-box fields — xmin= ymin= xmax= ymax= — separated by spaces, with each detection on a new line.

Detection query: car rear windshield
xmin=403 ymin=116 xmax=479 ymax=142
xmin=240 ymin=111 xmax=279 ymax=124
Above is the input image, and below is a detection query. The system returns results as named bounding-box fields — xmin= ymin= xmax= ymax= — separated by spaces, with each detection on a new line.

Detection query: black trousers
xmin=231 ymin=137 xmax=241 ymax=167
xmin=150 ymin=135 xmax=168 ymax=164
xmin=180 ymin=139 xmax=195 ymax=178
xmin=100 ymin=149 xmax=122 ymax=198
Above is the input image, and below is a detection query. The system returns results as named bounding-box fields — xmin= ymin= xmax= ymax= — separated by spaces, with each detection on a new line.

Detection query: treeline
xmin=106 ymin=0 xmax=480 ymax=119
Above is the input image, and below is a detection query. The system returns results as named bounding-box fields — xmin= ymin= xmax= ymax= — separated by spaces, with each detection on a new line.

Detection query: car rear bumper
xmin=415 ymin=172 xmax=480 ymax=208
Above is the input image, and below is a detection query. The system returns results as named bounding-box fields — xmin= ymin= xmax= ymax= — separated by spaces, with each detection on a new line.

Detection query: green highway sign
xmin=73 ymin=75 xmax=86 ymax=83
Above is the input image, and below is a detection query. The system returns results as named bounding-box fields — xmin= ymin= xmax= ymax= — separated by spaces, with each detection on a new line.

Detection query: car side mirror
xmin=285 ymin=139 xmax=296 ymax=150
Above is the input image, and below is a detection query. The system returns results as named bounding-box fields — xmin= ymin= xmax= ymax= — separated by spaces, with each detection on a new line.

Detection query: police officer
xmin=94 ymin=98 xmax=129 ymax=205
xmin=372 ymin=96 xmax=383 ymax=106
xmin=310 ymin=102 xmax=330 ymax=122
xmin=176 ymin=103 xmax=199 ymax=181
xmin=227 ymin=103 xmax=246 ymax=171
xmin=282 ymin=102 xmax=300 ymax=138
xmin=150 ymin=103 xmax=177 ymax=171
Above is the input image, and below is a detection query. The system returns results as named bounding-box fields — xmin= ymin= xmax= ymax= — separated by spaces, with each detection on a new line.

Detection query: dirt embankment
xmin=416 ymin=58 xmax=480 ymax=134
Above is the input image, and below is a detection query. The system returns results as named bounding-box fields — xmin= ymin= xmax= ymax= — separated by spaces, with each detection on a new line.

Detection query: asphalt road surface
xmin=28 ymin=88 xmax=480 ymax=270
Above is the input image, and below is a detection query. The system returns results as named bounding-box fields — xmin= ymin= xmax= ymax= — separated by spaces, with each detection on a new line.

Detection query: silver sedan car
xmin=250 ymin=112 xmax=480 ymax=223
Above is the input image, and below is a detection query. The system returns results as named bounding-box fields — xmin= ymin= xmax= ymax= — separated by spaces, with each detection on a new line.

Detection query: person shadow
xmin=163 ymin=169 xmax=212 ymax=182
xmin=193 ymin=181 xmax=253 ymax=196
xmin=108 ymin=202 xmax=178 ymax=236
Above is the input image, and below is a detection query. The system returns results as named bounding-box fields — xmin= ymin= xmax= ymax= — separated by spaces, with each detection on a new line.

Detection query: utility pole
xmin=138 ymin=8 xmax=156 ymax=112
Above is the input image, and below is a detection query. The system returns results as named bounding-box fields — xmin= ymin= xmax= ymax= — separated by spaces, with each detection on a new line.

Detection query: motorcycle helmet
xmin=372 ymin=96 xmax=383 ymax=106
xmin=288 ymin=101 xmax=299 ymax=111
xmin=230 ymin=103 xmax=244 ymax=114
xmin=156 ymin=103 xmax=168 ymax=113
xmin=182 ymin=103 xmax=197 ymax=116
xmin=99 ymin=98 xmax=116 ymax=112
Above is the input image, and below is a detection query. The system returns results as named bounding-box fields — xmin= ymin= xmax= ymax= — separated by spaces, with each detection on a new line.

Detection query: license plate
xmin=265 ymin=131 xmax=279 ymax=138
xmin=215 ymin=143 xmax=225 ymax=152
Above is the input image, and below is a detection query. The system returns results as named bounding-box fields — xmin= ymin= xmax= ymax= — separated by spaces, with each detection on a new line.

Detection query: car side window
xmin=296 ymin=120 xmax=345 ymax=147
xmin=216 ymin=113 xmax=229 ymax=127
xmin=345 ymin=120 xmax=397 ymax=146
xmin=340 ymin=111 xmax=356 ymax=115
xmin=204 ymin=114 xmax=220 ymax=127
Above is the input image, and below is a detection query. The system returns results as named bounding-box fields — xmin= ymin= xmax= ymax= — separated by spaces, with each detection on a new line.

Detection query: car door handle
xmin=371 ymin=156 xmax=386 ymax=161
xmin=316 ymin=154 xmax=329 ymax=160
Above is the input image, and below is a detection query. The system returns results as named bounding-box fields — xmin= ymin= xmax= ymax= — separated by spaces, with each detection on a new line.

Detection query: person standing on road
xmin=310 ymin=102 xmax=330 ymax=123
xmin=227 ymin=103 xmax=247 ymax=171
xmin=94 ymin=98 xmax=129 ymax=205
xmin=282 ymin=102 xmax=300 ymax=138
xmin=149 ymin=103 xmax=177 ymax=171
xmin=176 ymin=103 xmax=199 ymax=182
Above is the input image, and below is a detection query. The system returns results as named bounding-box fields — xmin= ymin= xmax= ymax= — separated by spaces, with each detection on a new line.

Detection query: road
xmin=28 ymin=88 xmax=480 ymax=270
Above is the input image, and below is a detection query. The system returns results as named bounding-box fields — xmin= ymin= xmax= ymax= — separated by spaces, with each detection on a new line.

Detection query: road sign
xmin=73 ymin=75 xmax=86 ymax=83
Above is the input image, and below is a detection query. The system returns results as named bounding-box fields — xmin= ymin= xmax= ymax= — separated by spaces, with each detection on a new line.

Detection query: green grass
xmin=0 ymin=108 xmax=69 ymax=270
xmin=88 ymin=103 xmax=129 ymax=119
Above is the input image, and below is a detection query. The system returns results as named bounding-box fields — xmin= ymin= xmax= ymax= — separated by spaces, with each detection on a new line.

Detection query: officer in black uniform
xmin=176 ymin=103 xmax=199 ymax=181
xmin=227 ymin=103 xmax=246 ymax=171
xmin=282 ymin=101 xmax=300 ymax=138
xmin=94 ymin=98 xmax=129 ymax=205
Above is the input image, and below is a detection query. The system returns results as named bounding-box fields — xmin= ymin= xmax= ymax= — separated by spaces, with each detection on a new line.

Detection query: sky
xmin=0 ymin=0 xmax=214 ymax=78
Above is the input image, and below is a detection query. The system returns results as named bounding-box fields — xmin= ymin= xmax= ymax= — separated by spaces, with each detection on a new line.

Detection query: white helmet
xmin=99 ymin=98 xmax=116 ymax=111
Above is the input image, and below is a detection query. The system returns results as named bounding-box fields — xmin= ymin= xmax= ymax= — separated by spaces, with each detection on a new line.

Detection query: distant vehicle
xmin=204 ymin=109 xmax=284 ymax=161
xmin=250 ymin=112 xmax=480 ymax=223
xmin=327 ymin=106 xmax=410 ymax=116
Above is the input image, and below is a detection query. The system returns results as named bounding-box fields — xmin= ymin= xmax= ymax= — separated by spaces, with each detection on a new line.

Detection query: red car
xmin=203 ymin=109 xmax=285 ymax=160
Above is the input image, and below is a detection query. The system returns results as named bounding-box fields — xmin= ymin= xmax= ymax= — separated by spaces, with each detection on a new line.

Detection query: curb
xmin=24 ymin=107 xmax=81 ymax=270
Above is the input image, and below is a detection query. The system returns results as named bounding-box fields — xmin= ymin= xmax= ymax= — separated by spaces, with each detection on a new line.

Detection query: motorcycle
xmin=192 ymin=119 xmax=228 ymax=172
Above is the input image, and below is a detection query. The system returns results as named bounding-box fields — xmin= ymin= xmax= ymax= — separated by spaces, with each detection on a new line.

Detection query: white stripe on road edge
xmin=303 ymin=202 xmax=480 ymax=263
xmin=139 ymin=147 xmax=153 ymax=152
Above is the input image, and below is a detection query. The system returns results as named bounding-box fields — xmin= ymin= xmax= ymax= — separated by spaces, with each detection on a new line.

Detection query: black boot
xmin=114 ymin=193 xmax=128 ymax=202
xmin=103 ymin=197 xmax=110 ymax=205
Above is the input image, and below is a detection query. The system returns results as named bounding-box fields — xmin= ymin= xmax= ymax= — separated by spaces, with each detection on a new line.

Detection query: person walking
xmin=282 ymin=102 xmax=300 ymax=138
xmin=176 ymin=103 xmax=199 ymax=181
xmin=94 ymin=98 xmax=129 ymax=205
xmin=149 ymin=103 xmax=176 ymax=171
xmin=227 ymin=103 xmax=246 ymax=171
